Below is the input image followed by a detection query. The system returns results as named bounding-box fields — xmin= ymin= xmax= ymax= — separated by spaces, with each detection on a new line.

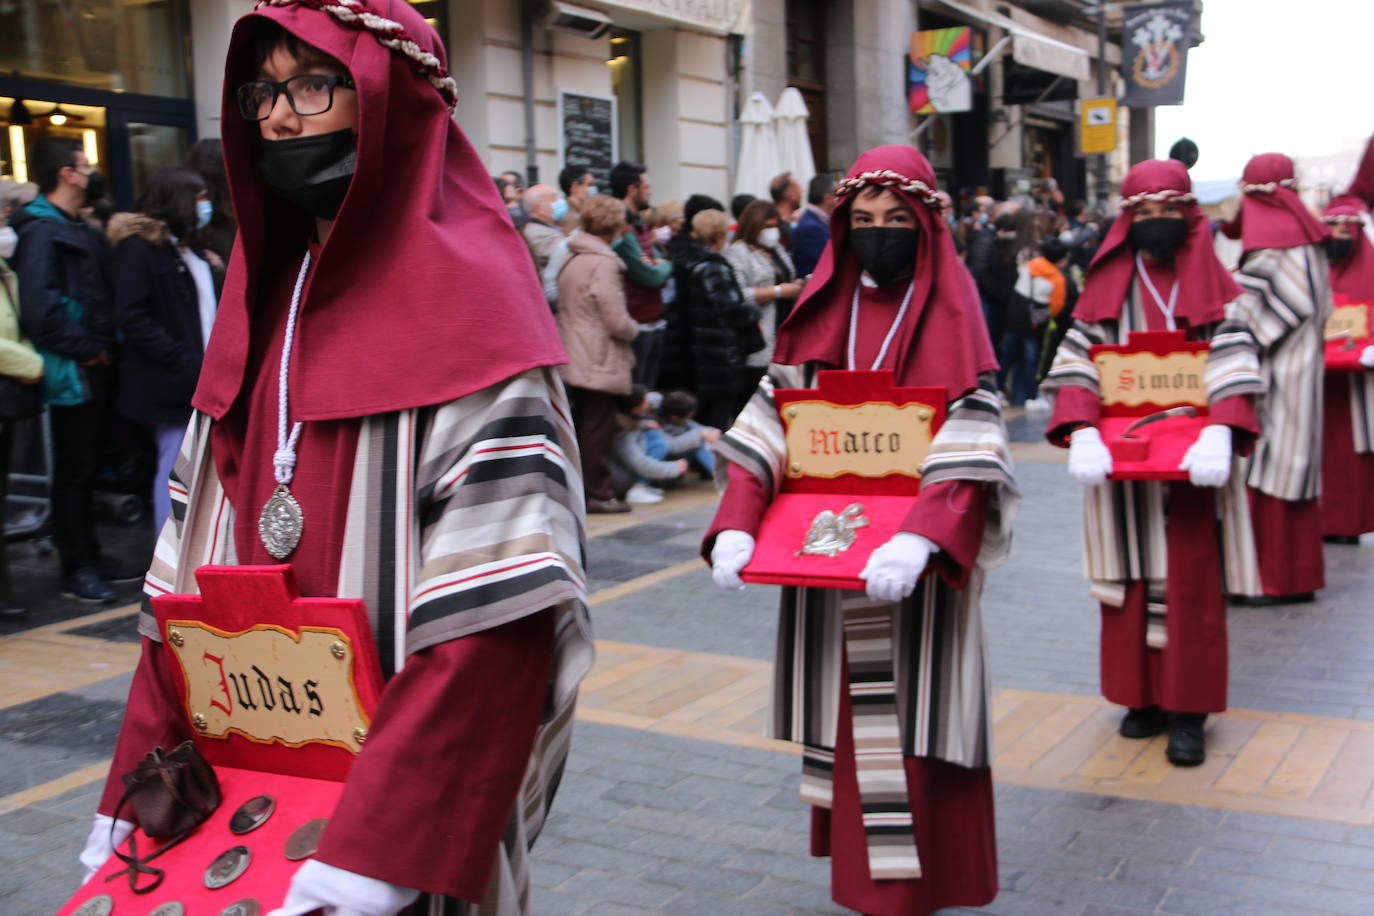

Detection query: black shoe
xmin=97 ymin=556 xmax=145 ymax=583
xmin=586 ymin=498 xmax=632 ymax=514
xmin=0 ymin=602 xmax=27 ymax=620
xmin=61 ymin=567 xmax=116 ymax=603
xmin=1230 ymin=592 xmax=1316 ymax=606
xmin=1119 ymin=706 xmax=1167 ymax=739
xmin=1166 ymin=713 xmax=1207 ymax=767
xmin=1324 ymin=535 xmax=1361 ymax=545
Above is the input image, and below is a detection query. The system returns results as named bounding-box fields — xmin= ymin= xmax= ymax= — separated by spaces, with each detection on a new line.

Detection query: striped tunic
xmin=142 ymin=367 xmax=592 ymax=916
xmin=1041 ymin=285 xmax=1265 ymax=604
xmin=1231 ymin=245 xmax=1332 ymax=500
xmin=716 ymin=363 xmax=1018 ymax=877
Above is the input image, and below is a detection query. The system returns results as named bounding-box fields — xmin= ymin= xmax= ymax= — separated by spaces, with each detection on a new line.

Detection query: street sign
xmin=1080 ymin=97 xmax=1117 ymax=155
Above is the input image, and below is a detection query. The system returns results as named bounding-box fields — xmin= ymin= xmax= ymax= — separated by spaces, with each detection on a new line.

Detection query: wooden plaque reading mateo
xmin=741 ymin=371 xmax=945 ymax=590
xmin=1324 ymin=294 xmax=1372 ymax=372
xmin=1090 ymin=331 xmax=1211 ymax=481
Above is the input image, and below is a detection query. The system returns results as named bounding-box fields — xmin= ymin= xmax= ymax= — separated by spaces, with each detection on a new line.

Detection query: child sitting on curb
xmin=610 ymin=385 xmax=690 ymax=504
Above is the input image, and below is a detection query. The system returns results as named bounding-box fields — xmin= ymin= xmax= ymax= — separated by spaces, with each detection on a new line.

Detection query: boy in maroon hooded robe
xmin=1317 ymin=196 xmax=1374 ymax=540
xmin=77 ymin=3 xmax=591 ymax=913
xmin=705 ymin=146 xmax=1018 ymax=916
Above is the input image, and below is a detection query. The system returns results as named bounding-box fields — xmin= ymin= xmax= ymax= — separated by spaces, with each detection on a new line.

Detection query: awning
xmin=930 ymin=0 xmax=1092 ymax=82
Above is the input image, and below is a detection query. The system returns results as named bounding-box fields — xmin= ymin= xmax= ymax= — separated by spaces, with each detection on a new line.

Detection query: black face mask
xmin=849 ymin=227 xmax=919 ymax=287
xmin=258 ymin=128 xmax=357 ymax=220
xmin=83 ymin=170 xmax=106 ymax=205
xmin=1128 ymin=216 xmax=1188 ymax=261
xmin=1325 ymin=238 xmax=1354 ymax=262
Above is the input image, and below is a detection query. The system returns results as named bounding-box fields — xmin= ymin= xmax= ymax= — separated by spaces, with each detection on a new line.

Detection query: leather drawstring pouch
xmin=106 ymin=741 xmax=222 ymax=893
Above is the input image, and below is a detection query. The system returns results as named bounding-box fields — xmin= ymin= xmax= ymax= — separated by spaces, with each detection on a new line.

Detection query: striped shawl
xmin=142 ymin=367 xmax=592 ymax=915
xmin=716 ymin=363 xmax=1018 ymax=877
xmin=1041 ymin=286 xmax=1264 ymax=602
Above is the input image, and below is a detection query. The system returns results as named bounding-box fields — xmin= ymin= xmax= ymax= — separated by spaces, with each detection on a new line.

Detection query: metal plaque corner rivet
xmin=168 ymin=628 xmax=184 ymax=647
xmin=193 ymin=712 xmax=208 ymax=731
xmin=330 ymin=640 xmax=347 ymax=660
xmin=352 ymin=726 xmax=368 ymax=745
xmin=785 ymin=406 xmax=798 ymax=418
xmin=789 ymin=462 xmax=802 ymax=473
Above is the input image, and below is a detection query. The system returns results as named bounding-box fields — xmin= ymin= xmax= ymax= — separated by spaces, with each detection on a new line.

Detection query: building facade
xmin=0 ymin=1 xmax=1180 ymax=213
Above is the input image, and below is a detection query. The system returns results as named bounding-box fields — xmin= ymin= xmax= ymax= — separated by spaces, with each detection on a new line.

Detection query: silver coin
xmin=145 ymin=904 xmax=185 ymax=916
xmin=283 ymin=817 xmax=328 ymax=860
xmin=204 ymin=844 xmax=252 ymax=890
xmin=259 ymin=485 xmax=303 ymax=559
xmin=229 ymin=794 xmax=276 ymax=834
xmin=219 ymin=900 xmax=261 ymax=916
xmin=72 ymin=896 xmax=114 ymax=916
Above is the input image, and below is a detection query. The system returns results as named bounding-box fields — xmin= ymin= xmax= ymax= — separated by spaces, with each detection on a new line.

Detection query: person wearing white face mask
xmin=107 ymin=166 xmax=220 ymax=537
xmin=0 ymin=192 xmax=45 ymax=619
xmin=725 ymin=198 xmax=803 ymax=390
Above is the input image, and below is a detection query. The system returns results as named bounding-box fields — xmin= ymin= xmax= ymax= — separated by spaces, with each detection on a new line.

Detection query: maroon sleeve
xmin=314 ymin=610 xmax=554 ymax=901
xmin=1046 ymin=385 xmax=1101 ymax=447
xmin=899 ymin=480 xmax=988 ymax=590
xmin=701 ymin=462 xmax=769 ymax=561
xmin=98 ymin=637 xmax=195 ymax=819
xmin=1208 ymin=393 xmax=1259 ymax=456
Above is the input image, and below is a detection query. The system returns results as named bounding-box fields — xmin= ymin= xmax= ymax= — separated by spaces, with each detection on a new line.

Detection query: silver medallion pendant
xmin=259 ymin=484 xmax=303 ymax=559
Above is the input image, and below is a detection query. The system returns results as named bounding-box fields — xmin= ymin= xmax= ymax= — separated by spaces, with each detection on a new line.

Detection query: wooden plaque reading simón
xmin=1093 ymin=349 xmax=1207 ymax=409
xmin=782 ymin=400 xmax=937 ymax=479
xmin=166 ymin=621 xmax=372 ymax=754
xmin=1325 ymin=302 xmax=1371 ymax=341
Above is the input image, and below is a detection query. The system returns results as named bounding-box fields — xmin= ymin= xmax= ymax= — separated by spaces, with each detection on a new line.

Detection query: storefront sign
xmin=1079 ymin=98 xmax=1117 ymax=155
xmin=1121 ymin=2 xmax=1193 ymax=107
xmin=908 ymin=27 xmax=980 ymax=115
xmin=559 ymin=91 xmax=618 ymax=191
xmin=595 ymin=0 xmax=748 ymax=34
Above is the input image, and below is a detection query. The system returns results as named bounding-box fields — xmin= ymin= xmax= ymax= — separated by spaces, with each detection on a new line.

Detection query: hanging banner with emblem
xmin=1080 ymin=98 xmax=1118 ymax=155
xmin=1122 ymin=2 xmax=1193 ymax=107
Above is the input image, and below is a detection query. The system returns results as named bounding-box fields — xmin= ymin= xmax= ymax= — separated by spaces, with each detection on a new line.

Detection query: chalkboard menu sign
xmin=559 ymin=90 xmax=618 ymax=190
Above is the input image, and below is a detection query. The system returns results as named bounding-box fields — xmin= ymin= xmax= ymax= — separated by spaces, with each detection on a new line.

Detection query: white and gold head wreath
xmin=833 ymin=169 xmax=943 ymax=210
xmin=1238 ymin=177 xmax=1298 ymax=195
xmin=1321 ymin=212 xmax=1365 ymax=225
xmin=253 ymin=0 xmax=459 ymax=112
xmin=1120 ymin=187 xmax=1197 ymax=208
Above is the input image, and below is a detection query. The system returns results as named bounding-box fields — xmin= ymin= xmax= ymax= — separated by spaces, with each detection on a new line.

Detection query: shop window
xmin=407 ymin=0 xmax=448 ymax=42
xmin=607 ymin=28 xmax=642 ymax=165
xmin=0 ymin=1 xmax=192 ymax=98
xmin=785 ymin=0 xmax=826 ymax=171
xmin=1 ymin=96 xmax=108 ymax=186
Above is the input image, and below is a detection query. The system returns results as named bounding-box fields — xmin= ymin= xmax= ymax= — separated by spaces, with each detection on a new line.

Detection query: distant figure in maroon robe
xmin=77 ymin=3 xmax=590 ymax=914
xmin=1219 ymin=153 xmax=1332 ymax=602
xmin=704 ymin=145 xmax=1019 ymax=916
xmin=1042 ymin=159 xmax=1263 ymax=767
xmin=1317 ymin=196 xmax=1374 ymax=542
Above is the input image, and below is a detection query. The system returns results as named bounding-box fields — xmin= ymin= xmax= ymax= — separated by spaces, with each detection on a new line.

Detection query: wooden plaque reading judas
xmin=166 ymin=621 xmax=372 ymax=754
xmin=740 ymin=371 xmax=946 ymax=590
xmin=1092 ymin=348 xmax=1208 ymax=410
xmin=782 ymin=400 xmax=936 ymax=479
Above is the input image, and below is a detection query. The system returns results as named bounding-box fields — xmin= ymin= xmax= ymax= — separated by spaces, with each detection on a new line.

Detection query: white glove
xmin=1179 ymin=424 xmax=1232 ymax=488
xmin=710 ymin=530 xmax=755 ymax=591
xmin=1067 ymin=426 xmax=1113 ymax=486
xmin=269 ymin=859 xmax=421 ymax=916
xmin=1360 ymin=345 xmax=1374 ymax=369
xmin=859 ymin=532 xmax=937 ymax=603
xmin=79 ymin=814 xmax=135 ymax=884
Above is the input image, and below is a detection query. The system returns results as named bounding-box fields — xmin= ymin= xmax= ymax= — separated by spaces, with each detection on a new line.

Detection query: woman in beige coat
xmin=0 ymin=198 xmax=45 ymax=618
xmin=556 ymin=194 xmax=639 ymax=513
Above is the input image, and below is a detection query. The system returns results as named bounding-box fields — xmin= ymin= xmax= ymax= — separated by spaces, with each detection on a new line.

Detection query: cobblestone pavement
xmin=7 ymin=410 xmax=1374 ymax=914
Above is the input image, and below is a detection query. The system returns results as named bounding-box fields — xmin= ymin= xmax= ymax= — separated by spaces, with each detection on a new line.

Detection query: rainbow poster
xmin=908 ymin=27 xmax=977 ymax=114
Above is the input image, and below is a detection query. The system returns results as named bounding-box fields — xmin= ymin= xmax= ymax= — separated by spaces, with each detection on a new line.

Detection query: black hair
xmin=183 ymin=138 xmax=229 ymax=219
xmin=660 ymin=390 xmax=698 ymax=419
xmin=806 ymin=174 xmax=834 ymax=206
xmin=683 ymin=194 xmax=724 ymax=229
xmin=730 ymin=193 xmax=756 ymax=220
xmin=136 ymin=166 xmax=207 ymax=239
xmin=769 ymin=172 xmax=793 ymax=204
xmin=559 ymin=165 xmax=592 ymax=196
xmin=615 ymin=383 xmax=648 ymax=414
xmin=246 ymin=19 xmax=344 ymax=82
xmin=30 ymin=137 xmax=83 ymax=195
xmin=609 ymin=161 xmax=646 ymax=200
xmin=1039 ymin=236 xmax=1069 ymax=264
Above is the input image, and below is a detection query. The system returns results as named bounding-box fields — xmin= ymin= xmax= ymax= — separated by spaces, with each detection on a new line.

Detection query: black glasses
xmin=236 ymin=74 xmax=356 ymax=121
